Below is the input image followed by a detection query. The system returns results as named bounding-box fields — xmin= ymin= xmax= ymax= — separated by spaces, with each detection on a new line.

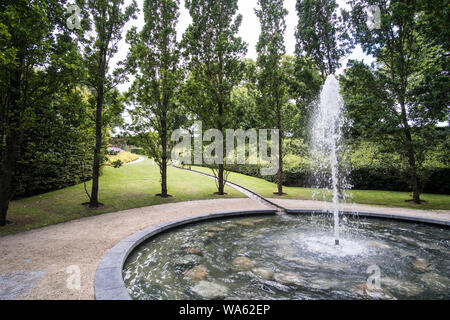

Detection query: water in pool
xmin=123 ymin=214 xmax=450 ymax=300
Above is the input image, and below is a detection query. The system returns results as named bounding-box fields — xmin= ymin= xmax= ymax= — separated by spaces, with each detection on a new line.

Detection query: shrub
xmin=105 ymin=151 xmax=139 ymax=166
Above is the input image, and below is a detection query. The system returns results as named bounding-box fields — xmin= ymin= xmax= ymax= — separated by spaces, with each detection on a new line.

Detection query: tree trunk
xmin=218 ymin=164 xmax=225 ymax=195
xmin=90 ymin=54 xmax=105 ymax=208
xmin=399 ymin=99 xmax=421 ymax=204
xmin=276 ymin=103 xmax=283 ymax=195
xmin=405 ymin=131 xmax=421 ymax=203
xmin=0 ymin=69 xmax=21 ymax=226
xmin=409 ymin=154 xmax=421 ymax=204
xmin=0 ymin=129 xmax=18 ymax=226
xmin=217 ymin=98 xmax=225 ymax=195
xmin=160 ymin=118 xmax=168 ymax=197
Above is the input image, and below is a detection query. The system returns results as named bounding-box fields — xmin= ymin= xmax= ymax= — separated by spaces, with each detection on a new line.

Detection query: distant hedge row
xmin=220 ymin=163 xmax=450 ymax=195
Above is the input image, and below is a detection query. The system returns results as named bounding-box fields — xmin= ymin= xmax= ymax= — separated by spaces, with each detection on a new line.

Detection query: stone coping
xmin=286 ymin=209 xmax=450 ymax=227
xmin=94 ymin=208 xmax=449 ymax=300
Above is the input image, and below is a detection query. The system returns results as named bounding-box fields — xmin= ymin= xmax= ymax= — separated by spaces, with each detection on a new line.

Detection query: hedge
xmin=217 ymin=163 xmax=450 ymax=195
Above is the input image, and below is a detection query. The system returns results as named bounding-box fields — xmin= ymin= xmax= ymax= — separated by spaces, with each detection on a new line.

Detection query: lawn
xmin=1 ymin=158 xmax=242 ymax=236
xmin=2 ymin=159 xmax=449 ymax=237
xmin=190 ymin=166 xmax=450 ymax=211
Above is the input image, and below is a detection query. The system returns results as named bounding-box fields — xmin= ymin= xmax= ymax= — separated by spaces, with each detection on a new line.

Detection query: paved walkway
xmin=0 ymin=199 xmax=265 ymax=300
xmin=271 ymin=198 xmax=450 ymax=221
xmin=0 ymin=196 xmax=448 ymax=300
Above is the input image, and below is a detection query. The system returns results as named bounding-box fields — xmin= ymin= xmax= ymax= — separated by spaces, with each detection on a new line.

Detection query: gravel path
xmin=0 ymin=198 xmax=266 ymax=300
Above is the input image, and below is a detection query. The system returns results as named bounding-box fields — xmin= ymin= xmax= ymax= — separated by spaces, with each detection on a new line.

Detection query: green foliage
xmin=6 ymin=88 xmax=95 ymax=197
xmin=181 ymin=0 xmax=248 ymax=130
xmin=343 ymin=0 xmax=450 ymax=202
xmin=0 ymin=0 xmax=87 ymax=215
xmin=76 ymin=0 xmax=137 ymax=205
xmin=126 ymin=0 xmax=184 ymax=171
xmin=295 ymin=0 xmax=352 ymax=77
xmin=283 ymin=56 xmax=322 ymax=139
xmin=180 ymin=0 xmax=248 ymax=194
xmin=130 ymin=148 xmax=145 ymax=155
xmin=112 ymin=160 xmax=123 ymax=168
xmin=204 ymin=157 xmax=449 ymax=195
xmin=254 ymin=0 xmax=289 ymax=127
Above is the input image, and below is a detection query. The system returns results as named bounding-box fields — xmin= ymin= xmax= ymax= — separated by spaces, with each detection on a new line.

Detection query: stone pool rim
xmin=94 ymin=208 xmax=450 ymax=300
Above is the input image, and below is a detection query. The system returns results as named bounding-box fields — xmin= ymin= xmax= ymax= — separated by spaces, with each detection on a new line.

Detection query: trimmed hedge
xmin=218 ymin=163 xmax=450 ymax=195
xmin=130 ymin=148 xmax=145 ymax=155
xmin=3 ymin=100 xmax=96 ymax=198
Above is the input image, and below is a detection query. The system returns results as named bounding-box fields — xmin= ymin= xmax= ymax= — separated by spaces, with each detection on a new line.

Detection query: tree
xmin=254 ymin=0 xmax=288 ymax=195
xmin=282 ymin=55 xmax=322 ymax=141
xmin=295 ymin=0 xmax=352 ymax=78
xmin=78 ymin=0 xmax=137 ymax=207
xmin=347 ymin=0 xmax=449 ymax=203
xmin=0 ymin=0 xmax=82 ymax=226
xmin=126 ymin=0 xmax=183 ymax=197
xmin=181 ymin=0 xmax=247 ymax=195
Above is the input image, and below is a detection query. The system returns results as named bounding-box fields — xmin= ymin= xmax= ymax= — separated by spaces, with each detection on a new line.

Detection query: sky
xmin=113 ymin=0 xmax=374 ymax=94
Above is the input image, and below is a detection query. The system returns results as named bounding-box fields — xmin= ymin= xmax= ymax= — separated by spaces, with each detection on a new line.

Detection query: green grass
xmin=2 ymin=159 xmax=449 ymax=237
xmin=191 ymin=166 xmax=450 ymax=211
xmin=1 ymin=158 xmax=242 ymax=236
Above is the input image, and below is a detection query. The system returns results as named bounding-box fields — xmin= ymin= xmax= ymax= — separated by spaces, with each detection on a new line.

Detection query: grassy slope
xmin=2 ymin=159 xmax=449 ymax=236
xmin=191 ymin=166 xmax=450 ymax=211
xmin=1 ymin=158 xmax=242 ymax=236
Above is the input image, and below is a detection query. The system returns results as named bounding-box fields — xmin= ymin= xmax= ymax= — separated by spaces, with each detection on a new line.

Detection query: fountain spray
xmin=310 ymin=75 xmax=347 ymax=246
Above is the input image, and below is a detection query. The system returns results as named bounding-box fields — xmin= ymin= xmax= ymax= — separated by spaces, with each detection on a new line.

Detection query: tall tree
xmin=181 ymin=0 xmax=247 ymax=195
xmin=78 ymin=0 xmax=137 ymax=207
xmin=126 ymin=0 xmax=182 ymax=197
xmin=0 ymin=0 xmax=82 ymax=226
xmin=282 ymin=55 xmax=322 ymax=144
xmin=254 ymin=0 xmax=288 ymax=195
xmin=295 ymin=0 xmax=352 ymax=78
xmin=345 ymin=0 xmax=449 ymax=203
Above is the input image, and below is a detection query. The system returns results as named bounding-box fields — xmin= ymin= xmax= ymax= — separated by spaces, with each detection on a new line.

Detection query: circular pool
xmin=122 ymin=214 xmax=450 ymax=300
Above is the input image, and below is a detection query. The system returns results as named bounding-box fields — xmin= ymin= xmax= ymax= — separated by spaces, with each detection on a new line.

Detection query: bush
xmin=105 ymin=151 xmax=139 ymax=166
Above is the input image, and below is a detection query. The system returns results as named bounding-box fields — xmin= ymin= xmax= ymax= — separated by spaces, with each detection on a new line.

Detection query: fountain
xmin=310 ymin=75 xmax=350 ymax=245
xmin=116 ymin=76 xmax=450 ymax=301
xmin=122 ymin=215 xmax=450 ymax=300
